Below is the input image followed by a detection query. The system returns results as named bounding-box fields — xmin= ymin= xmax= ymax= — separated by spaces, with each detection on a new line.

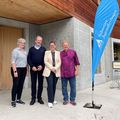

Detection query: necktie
xmin=51 ymin=52 xmax=55 ymax=66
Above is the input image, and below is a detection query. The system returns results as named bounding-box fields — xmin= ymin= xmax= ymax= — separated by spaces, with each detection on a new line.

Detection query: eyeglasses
xmin=19 ymin=42 xmax=25 ymax=44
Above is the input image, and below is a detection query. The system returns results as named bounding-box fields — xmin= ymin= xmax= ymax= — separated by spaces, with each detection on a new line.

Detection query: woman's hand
xmin=14 ymin=71 xmax=18 ymax=78
xmin=51 ymin=67 xmax=56 ymax=73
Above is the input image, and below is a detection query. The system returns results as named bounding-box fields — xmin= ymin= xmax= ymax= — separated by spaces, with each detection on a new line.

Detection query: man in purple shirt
xmin=60 ymin=40 xmax=80 ymax=106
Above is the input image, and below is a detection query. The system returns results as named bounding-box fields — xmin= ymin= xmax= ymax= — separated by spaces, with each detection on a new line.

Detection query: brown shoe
xmin=70 ymin=101 xmax=77 ymax=106
xmin=63 ymin=101 xmax=69 ymax=105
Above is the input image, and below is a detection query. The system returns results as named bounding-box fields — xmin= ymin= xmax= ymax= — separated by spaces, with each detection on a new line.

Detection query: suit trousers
xmin=30 ymin=69 xmax=44 ymax=100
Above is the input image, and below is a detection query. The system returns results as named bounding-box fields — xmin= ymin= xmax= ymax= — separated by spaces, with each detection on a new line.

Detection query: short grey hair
xmin=35 ymin=35 xmax=43 ymax=40
xmin=17 ymin=38 xmax=26 ymax=45
xmin=62 ymin=39 xmax=70 ymax=45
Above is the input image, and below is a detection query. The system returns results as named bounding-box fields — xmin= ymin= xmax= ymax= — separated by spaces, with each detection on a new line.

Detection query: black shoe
xmin=16 ymin=100 xmax=25 ymax=104
xmin=30 ymin=99 xmax=35 ymax=105
xmin=11 ymin=101 xmax=16 ymax=107
xmin=38 ymin=99 xmax=44 ymax=104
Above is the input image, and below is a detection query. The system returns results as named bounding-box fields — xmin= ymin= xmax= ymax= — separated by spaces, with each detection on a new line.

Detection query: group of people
xmin=11 ymin=35 xmax=80 ymax=108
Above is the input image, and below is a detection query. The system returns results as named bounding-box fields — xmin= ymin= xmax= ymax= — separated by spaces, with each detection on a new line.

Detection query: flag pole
xmin=83 ymin=79 xmax=102 ymax=109
xmin=83 ymin=0 xmax=119 ymax=109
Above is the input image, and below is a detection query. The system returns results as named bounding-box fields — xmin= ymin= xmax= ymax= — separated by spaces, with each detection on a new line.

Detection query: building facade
xmin=0 ymin=0 xmax=119 ymax=90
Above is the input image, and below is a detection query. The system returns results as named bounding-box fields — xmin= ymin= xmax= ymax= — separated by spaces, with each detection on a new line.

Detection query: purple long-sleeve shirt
xmin=60 ymin=49 xmax=80 ymax=78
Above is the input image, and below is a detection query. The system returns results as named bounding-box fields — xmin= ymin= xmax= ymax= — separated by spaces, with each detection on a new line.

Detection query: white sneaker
xmin=48 ymin=103 xmax=53 ymax=108
xmin=53 ymin=101 xmax=57 ymax=105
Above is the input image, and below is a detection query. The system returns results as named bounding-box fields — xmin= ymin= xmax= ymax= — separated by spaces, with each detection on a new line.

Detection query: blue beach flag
xmin=92 ymin=0 xmax=119 ymax=81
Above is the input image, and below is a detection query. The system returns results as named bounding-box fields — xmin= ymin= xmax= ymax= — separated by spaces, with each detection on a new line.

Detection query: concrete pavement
xmin=0 ymin=81 xmax=120 ymax=120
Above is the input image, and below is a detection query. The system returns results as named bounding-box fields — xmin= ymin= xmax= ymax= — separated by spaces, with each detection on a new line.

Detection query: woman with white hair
xmin=11 ymin=38 xmax=27 ymax=107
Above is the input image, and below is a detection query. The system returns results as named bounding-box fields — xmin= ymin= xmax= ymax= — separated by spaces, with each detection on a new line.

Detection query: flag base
xmin=83 ymin=103 xmax=102 ymax=109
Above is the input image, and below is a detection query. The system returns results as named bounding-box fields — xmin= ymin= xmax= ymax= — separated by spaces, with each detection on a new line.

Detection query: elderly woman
xmin=43 ymin=41 xmax=61 ymax=108
xmin=11 ymin=38 xmax=27 ymax=107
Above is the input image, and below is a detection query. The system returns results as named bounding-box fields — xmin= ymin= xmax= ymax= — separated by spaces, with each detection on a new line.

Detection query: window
xmin=91 ymin=32 xmax=102 ymax=74
xmin=114 ymin=43 xmax=120 ymax=61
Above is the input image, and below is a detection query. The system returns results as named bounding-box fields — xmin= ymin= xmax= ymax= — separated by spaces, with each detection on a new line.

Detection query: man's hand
xmin=37 ymin=65 xmax=43 ymax=71
xmin=32 ymin=66 xmax=37 ymax=71
xmin=75 ymin=65 xmax=79 ymax=76
xmin=75 ymin=70 xmax=78 ymax=76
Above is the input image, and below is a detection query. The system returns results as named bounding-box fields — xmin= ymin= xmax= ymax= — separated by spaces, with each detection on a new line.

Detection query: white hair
xmin=17 ymin=38 xmax=26 ymax=45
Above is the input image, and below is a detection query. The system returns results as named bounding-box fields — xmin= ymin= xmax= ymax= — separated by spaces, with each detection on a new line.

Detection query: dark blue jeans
xmin=46 ymin=72 xmax=58 ymax=103
xmin=61 ymin=76 xmax=76 ymax=102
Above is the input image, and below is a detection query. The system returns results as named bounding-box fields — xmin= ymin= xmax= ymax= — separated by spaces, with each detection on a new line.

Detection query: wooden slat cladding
xmin=45 ymin=0 xmax=120 ymax=38
xmin=92 ymin=0 xmax=99 ymax=5
xmin=0 ymin=0 xmax=120 ymax=38
xmin=0 ymin=26 xmax=23 ymax=90
xmin=73 ymin=0 xmax=97 ymax=25
xmin=111 ymin=26 xmax=120 ymax=39
xmin=118 ymin=0 xmax=120 ymax=5
xmin=45 ymin=0 xmax=97 ymax=26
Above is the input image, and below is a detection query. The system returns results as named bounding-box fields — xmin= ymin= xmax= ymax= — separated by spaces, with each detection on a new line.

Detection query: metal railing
xmin=110 ymin=61 xmax=120 ymax=88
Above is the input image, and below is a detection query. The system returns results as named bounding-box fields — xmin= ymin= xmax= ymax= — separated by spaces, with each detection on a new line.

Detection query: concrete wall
xmin=73 ymin=18 xmax=91 ymax=89
xmin=104 ymin=39 xmax=113 ymax=82
xmin=39 ymin=17 xmax=113 ymax=90
xmin=0 ymin=17 xmax=29 ymax=44
xmin=73 ymin=18 xmax=106 ymax=89
xmin=29 ymin=24 xmax=40 ymax=47
xmin=39 ymin=18 xmax=74 ymax=89
xmin=39 ymin=18 xmax=97 ymax=90
xmin=40 ymin=18 xmax=74 ymax=50
xmin=0 ymin=17 xmax=113 ymax=90
xmin=73 ymin=18 xmax=114 ymax=89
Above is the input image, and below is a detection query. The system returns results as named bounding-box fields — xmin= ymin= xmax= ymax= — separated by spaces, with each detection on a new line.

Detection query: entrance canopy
xmin=0 ymin=0 xmax=70 ymax=24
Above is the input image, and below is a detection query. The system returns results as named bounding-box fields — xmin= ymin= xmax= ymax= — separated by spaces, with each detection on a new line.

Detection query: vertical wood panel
xmin=0 ymin=27 xmax=3 ymax=89
xmin=0 ymin=26 xmax=23 ymax=90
